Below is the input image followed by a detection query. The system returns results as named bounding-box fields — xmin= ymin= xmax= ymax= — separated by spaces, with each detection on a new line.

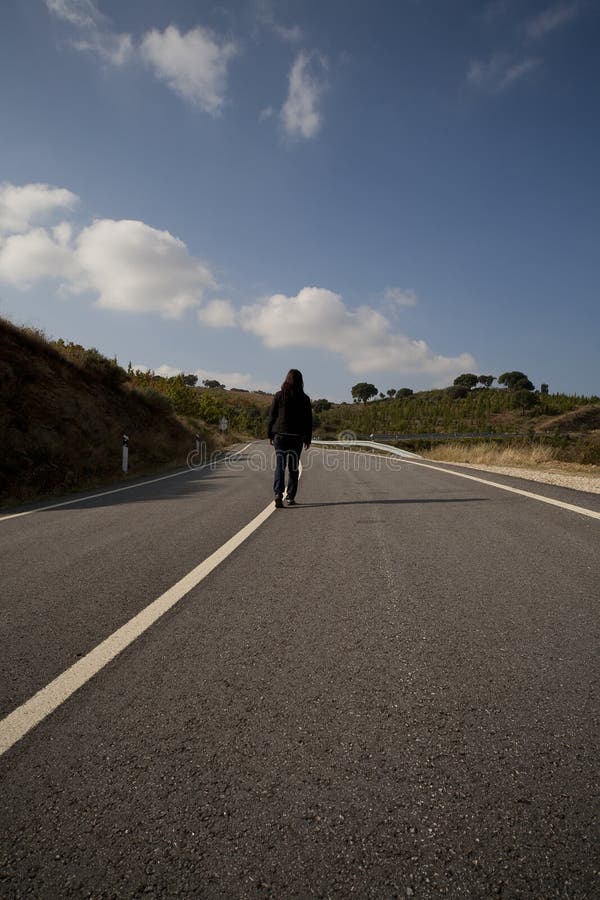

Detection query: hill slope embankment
xmin=0 ymin=319 xmax=206 ymax=505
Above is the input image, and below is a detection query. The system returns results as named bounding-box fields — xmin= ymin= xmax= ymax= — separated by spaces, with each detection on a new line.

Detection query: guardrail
xmin=311 ymin=440 xmax=422 ymax=459
xmin=363 ymin=432 xmax=521 ymax=441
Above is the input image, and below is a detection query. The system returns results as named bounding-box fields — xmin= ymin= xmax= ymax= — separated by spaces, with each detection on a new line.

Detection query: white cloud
xmin=193 ymin=367 xmax=274 ymax=391
xmin=133 ymin=363 xmax=274 ymax=392
xmin=45 ymin=0 xmax=133 ymax=65
xmin=281 ymin=51 xmax=327 ymax=139
xmin=71 ymin=219 xmax=216 ymax=317
xmin=467 ymin=53 xmax=541 ymax=92
xmin=0 ymin=182 xmax=78 ymax=234
xmin=0 ymin=184 xmax=219 ymax=319
xmin=240 ymin=286 xmax=474 ymax=378
xmin=0 ymin=226 xmax=77 ymax=288
xmin=46 ymin=4 xmax=238 ymax=108
xmin=526 ymin=2 xmax=579 ymax=39
xmin=384 ymin=287 xmax=418 ymax=308
xmin=140 ymin=25 xmax=237 ymax=113
xmin=197 ymin=299 xmax=237 ymax=327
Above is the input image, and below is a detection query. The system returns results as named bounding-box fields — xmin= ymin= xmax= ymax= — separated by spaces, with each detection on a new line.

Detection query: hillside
xmin=536 ymin=404 xmax=600 ymax=434
xmin=313 ymin=388 xmax=598 ymax=439
xmin=0 ymin=318 xmax=212 ymax=505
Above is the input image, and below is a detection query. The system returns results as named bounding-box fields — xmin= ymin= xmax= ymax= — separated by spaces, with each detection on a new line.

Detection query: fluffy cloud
xmin=281 ymin=51 xmax=327 ymax=139
xmin=140 ymin=25 xmax=237 ymax=113
xmin=240 ymin=287 xmax=474 ymax=378
xmin=526 ymin=2 xmax=579 ymax=39
xmin=71 ymin=219 xmax=216 ymax=317
xmin=197 ymin=299 xmax=237 ymax=327
xmin=0 ymin=182 xmax=78 ymax=234
xmin=0 ymin=224 xmax=77 ymax=288
xmin=468 ymin=54 xmax=541 ymax=92
xmin=0 ymin=183 xmax=218 ymax=319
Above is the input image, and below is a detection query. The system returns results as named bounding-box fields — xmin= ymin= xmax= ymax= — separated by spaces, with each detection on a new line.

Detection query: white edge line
xmin=0 ymin=443 xmax=253 ymax=523
xmin=0 ymin=475 xmax=271 ymax=757
xmin=315 ymin=446 xmax=600 ymax=521
xmin=0 ymin=441 xmax=295 ymax=755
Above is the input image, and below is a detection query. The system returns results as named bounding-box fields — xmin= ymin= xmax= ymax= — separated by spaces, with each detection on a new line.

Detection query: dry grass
xmin=420 ymin=441 xmax=600 ymax=493
xmin=0 ymin=317 xmax=211 ymax=505
xmin=422 ymin=441 xmax=557 ymax=467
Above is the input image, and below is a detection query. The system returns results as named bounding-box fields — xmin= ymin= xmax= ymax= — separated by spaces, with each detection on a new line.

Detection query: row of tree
xmin=350 ymin=372 xmax=548 ymax=405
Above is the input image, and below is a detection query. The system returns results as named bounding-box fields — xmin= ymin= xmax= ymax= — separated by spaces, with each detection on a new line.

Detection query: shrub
xmin=136 ymin=387 xmax=174 ymax=415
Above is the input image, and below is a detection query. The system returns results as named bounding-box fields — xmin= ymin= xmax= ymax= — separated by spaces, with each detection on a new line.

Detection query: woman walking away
xmin=268 ymin=369 xmax=312 ymax=508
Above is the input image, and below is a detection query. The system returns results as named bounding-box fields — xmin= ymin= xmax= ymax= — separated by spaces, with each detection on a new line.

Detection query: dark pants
xmin=273 ymin=434 xmax=303 ymax=499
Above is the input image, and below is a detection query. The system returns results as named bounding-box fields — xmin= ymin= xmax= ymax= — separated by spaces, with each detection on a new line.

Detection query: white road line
xmin=407 ymin=460 xmax=600 ymax=520
xmin=0 ymin=442 xmax=295 ymax=755
xmin=319 ymin=448 xmax=600 ymax=521
xmin=0 ymin=495 xmax=272 ymax=756
xmin=0 ymin=443 xmax=253 ymax=524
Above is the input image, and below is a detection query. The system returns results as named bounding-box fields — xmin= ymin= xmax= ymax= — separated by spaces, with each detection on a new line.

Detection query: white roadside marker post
xmin=122 ymin=434 xmax=129 ymax=474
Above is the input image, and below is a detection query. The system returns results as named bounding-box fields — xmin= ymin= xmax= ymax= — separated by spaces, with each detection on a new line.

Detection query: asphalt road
xmin=1 ymin=442 xmax=598 ymax=898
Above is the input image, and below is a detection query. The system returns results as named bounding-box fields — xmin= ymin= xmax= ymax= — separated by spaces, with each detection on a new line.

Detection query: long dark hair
xmin=280 ymin=369 xmax=305 ymax=399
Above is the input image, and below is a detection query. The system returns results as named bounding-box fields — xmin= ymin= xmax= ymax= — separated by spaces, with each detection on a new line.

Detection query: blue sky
xmin=1 ymin=0 xmax=598 ymax=399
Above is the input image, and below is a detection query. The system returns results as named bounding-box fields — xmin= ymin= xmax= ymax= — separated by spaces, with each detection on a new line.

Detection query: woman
xmin=267 ymin=369 xmax=313 ymax=508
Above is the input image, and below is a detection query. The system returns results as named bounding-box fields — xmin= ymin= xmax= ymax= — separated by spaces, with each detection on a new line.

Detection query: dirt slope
xmin=0 ymin=319 xmax=200 ymax=504
xmin=537 ymin=404 xmax=600 ymax=434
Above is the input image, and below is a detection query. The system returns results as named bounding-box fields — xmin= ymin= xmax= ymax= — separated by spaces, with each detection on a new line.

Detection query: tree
xmin=478 ymin=375 xmax=494 ymax=388
xmin=351 ymin=382 xmax=378 ymax=404
xmin=498 ymin=371 xmax=535 ymax=392
xmin=446 ymin=385 xmax=469 ymax=399
xmin=387 ymin=389 xmax=397 ymax=398
xmin=513 ymin=389 xmax=537 ymax=414
xmin=183 ymin=373 xmax=198 ymax=387
xmin=396 ymin=388 xmax=414 ymax=397
xmin=202 ymin=378 xmax=225 ymax=389
xmin=453 ymin=373 xmax=479 ymax=390
xmin=540 ymin=383 xmax=549 ymax=395
xmin=312 ymin=398 xmax=331 ymax=412
xmin=378 ymin=391 xmax=386 ymax=399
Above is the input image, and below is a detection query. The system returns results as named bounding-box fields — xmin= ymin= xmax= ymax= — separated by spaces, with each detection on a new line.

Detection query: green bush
xmin=136 ymin=387 xmax=174 ymax=415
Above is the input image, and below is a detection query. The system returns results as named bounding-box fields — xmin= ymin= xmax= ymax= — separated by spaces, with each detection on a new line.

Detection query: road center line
xmin=0 ymin=443 xmax=253 ymax=524
xmin=0 ymin=491 xmax=273 ymax=757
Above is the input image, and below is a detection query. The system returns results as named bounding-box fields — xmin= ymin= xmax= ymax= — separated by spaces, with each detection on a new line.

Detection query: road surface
xmin=1 ymin=442 xmax=598 ymax=898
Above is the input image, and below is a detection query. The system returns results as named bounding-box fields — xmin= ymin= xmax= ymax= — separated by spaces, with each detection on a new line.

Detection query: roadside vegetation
xmin=2 ymin=313 xmax=598 ymax=503
xmin=420 ymin=440 xmax=600 ymax=470
xmin=312 ymin=374 xmax=599 ymax=467
xmin=0 ymin=319 xmax=218 ymax=504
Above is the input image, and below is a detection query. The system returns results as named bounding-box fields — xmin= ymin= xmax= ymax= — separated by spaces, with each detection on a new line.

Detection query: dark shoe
xmin=286 ymin=498 xmax=296 ymax=506
xmin=274 ymin=496 xmax=284 ymax=508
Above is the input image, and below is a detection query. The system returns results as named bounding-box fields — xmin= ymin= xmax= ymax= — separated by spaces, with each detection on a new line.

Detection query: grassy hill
xmin=0 ymin=319 xmax=217 ymax=505
xmin=314 ymin=389 xmax=598 ymax=438
xmin=313 ymin=388 xmax=600 ymax=465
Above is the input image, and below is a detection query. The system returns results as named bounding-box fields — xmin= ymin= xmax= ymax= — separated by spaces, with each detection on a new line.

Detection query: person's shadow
xmin=286 ymin=498 xmax=488 ymax=508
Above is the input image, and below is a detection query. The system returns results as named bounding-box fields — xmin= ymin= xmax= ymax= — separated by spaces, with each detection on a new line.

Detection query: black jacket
xmin=267 ymin=390 xmax=313 ymax=444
